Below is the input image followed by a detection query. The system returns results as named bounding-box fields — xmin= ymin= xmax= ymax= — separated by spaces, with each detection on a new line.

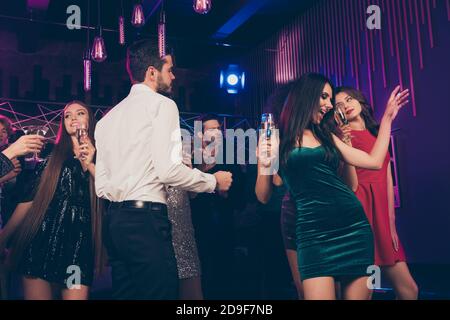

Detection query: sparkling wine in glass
xmin=261 ymin=113 xmax=275 ymax=139
xmin=260 ymin=113 xmax=276 ymax=159
xmin=334 ymin=105 xmax=349 ymax=126
xmin=76 ymin=123 xmax=88 ymax=145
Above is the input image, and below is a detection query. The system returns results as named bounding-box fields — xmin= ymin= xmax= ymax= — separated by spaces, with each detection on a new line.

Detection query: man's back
xmin=95 ymin=83 xmax=217 ymax=203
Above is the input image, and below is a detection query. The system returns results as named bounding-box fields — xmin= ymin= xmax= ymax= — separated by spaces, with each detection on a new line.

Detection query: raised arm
xmin=333 ymin=86 xmax=409 ymax=170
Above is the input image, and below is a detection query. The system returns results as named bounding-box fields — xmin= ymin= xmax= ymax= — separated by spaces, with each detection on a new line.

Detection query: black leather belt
xmin=109 ymin=200 xmax=166 ymax=211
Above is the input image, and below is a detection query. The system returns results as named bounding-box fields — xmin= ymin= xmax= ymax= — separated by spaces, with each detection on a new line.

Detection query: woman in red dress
xmin=335 ymin=87 xmax=418 ymax=300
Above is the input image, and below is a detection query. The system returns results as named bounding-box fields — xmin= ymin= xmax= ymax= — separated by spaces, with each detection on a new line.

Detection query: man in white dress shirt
xmin=95 ymin=39 xmax=233 ymax=299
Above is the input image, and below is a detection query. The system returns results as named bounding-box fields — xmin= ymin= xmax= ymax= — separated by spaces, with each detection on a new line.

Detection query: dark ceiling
xmin=0 ymin=0 xmax=316 ymax=68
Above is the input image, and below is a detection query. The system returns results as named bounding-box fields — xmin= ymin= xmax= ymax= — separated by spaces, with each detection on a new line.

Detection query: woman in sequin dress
xmin=1 ymin=101 xmax=103 ymax=300
xmin=166 ymin=141 xmax=203 ymax=300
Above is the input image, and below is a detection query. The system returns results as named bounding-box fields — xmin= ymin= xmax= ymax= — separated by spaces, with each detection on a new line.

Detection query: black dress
xmin=18 ymin=156 xmax=94 ymax=287
xmin=0 ymin=151 xmax=14 ymax=178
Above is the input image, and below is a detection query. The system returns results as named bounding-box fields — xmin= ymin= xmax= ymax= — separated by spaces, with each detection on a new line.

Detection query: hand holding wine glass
xmin=334 ymin=105 xmax=352 ymax=145
xmin=78 ymin=137 xmax=96 ymax=166
xmin=1 ymin=134 xmax=44 ymax=159
xmin=21 ymin=125 xmax=48 ymax=162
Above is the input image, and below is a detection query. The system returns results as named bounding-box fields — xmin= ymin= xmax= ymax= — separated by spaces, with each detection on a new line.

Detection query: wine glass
xmin=334 ymin=105 xmax=349 ymax=126
xmin=74 ymin=123 xmax=88 ymax=160
xmin=260 ymin=113 xmax=276 ymax=160
xmin=76 ymin=123 xmax=88 ymax=145
xmin=23 ymin=125 xmax=49 ymax=163
xmin=261 ymin=113 xmax=275 ymax=140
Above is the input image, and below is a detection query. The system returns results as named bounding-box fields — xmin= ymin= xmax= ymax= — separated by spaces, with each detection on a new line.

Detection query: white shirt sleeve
xmin=149 ymin=99 xmax=217 ymax=193
xmin=94 ymin=126 xmax=112 ymax=200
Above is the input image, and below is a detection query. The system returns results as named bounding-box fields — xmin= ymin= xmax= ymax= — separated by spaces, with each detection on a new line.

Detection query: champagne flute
xmin=75 ymin=123 xmax=88 ymax=160
xmin=261 ymin=113 xmax=275 ymax=139
xmin=334 ymin=105 xmax=349 ymax=126
xmin=260 ymin=113 xmax=276 ymax=159
xmin=76 ymin=123 xmax=88 ymax=145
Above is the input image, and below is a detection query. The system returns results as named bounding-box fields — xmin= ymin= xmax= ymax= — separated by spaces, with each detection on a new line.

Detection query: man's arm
xmin=149 ymin=99 xmax=217 ymax=193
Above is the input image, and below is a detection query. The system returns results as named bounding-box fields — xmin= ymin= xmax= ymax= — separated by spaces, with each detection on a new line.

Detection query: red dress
xmin=351 ymin=129 xmax=406 ymax=266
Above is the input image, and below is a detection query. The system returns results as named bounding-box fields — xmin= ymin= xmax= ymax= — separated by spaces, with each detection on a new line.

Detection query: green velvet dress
xmin=282 ymin=146 xmax=374 ymax=281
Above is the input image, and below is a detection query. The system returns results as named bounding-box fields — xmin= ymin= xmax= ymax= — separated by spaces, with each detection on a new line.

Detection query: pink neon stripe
xmin=338 ymin=0 xmax=345 ymax=84
xmin=375 ymin=0 xmax=386 ymax=86
xmin=414 ymin=0 xmax=424 ymax=69
xmin=392 ymin=0 xmax=400 ymax=43
xmin=402 ymin=0 xmax=417 ymax=116
xmin=300 ymin=16 xmax=305 ymax=76
xmin=324 ymin=2 xmax=330 ymax=77
xmin=351 ymin=0 xmax=360 ymax=89
xmin=293 ymin=17 xmax=299 ymax=78
xmin=301 ymin=15 xmax=306 ymax=75
xmin=357 ymin=0 xmax=362 ymax=64
xmin=379 ymin=26 xmax=387 ymax=87
xmin=447 ymin=0 xmax=450 ymax=21
xmin=287 ymin=24 xmax=292 ymax=82
xmin=304 ymin=12 xmax=309 ymax=75
xmin=337 ymin=0 xmax=344 ymax=85
xmin=314 ymin=4 xmax=320 ymax=72
xmin=420 ymin=0 xmax=425 ymax=24
xmin=291 ymin=17 xmax=297 ymax=78
xmin=344 ymin=0 xmax=355 ymax=78
xmin=365 ymin=22 xmax=374 ymax=108
xmin=331 ymin=0 xmax=337 ymax=81
xmin=426 ymin=0 xmax=434 ymax=48
xmin=397 ymin=0 xmax=404 ymax=40
xmin=319 ymin=3 xmax=325 ymax=75
xmin=391 ymin=0 xmax=403 ymax=89
xmin=409 ymin=0 xmax=414 ymax=24
xmin=283 ymin=29 xmax=288 ymax=84
xmin=386 ymin=0 xmax=395 ymax=56
xmin=369 ymin=0 xmax=375 ymax=73
xmin=285 ymin=25 xmax=291 ymax=83
xmin=307 ymin=10 xmax=313 ymax=73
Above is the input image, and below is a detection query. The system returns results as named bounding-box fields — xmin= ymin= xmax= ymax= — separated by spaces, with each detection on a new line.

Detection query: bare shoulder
xmin=300 ymin=130 xmax=321 ymax=148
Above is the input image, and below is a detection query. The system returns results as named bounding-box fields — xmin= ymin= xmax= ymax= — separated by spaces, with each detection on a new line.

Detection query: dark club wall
xmin=240 ymin=0 xmax=450 ymax=264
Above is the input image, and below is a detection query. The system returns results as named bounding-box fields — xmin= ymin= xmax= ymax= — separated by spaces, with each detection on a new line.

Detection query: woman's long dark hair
xmin=335 ymin=86 xmax=380 ymax=137
xmin=11 ymin=101 xmax=105 ymax=275
xmin=279 ymin=73 xmax=337 ymax=167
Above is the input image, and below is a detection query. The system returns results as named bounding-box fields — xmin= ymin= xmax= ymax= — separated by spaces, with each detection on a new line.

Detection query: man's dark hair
xmin=199 ymin=113 xmax=221 ymax=124
xmin=126 ymin=39 xmax=165 ymax=83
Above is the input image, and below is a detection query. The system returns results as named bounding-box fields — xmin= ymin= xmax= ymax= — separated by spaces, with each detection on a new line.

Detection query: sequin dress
xmin=18 ymin=156 xmax=94 ymax=286
xmin=166 ymin=186 xmax=201 ymax=279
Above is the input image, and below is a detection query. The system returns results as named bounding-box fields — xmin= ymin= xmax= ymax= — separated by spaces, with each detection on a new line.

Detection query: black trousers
xmin=103 ymin=204 xmax=178 ymax=299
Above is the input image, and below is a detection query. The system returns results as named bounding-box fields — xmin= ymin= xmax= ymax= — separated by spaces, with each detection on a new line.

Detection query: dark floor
xmin=88 ymin=264 xmax=450 ymax=300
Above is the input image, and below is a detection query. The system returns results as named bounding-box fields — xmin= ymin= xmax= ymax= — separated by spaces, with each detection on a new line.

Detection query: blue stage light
xmin=220 ymin=64 xmax=245 ymax=94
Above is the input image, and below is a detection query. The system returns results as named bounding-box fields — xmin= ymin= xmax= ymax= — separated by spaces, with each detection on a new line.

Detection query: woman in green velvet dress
xmin=278 ymin=73 xmax=409 ymax=299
